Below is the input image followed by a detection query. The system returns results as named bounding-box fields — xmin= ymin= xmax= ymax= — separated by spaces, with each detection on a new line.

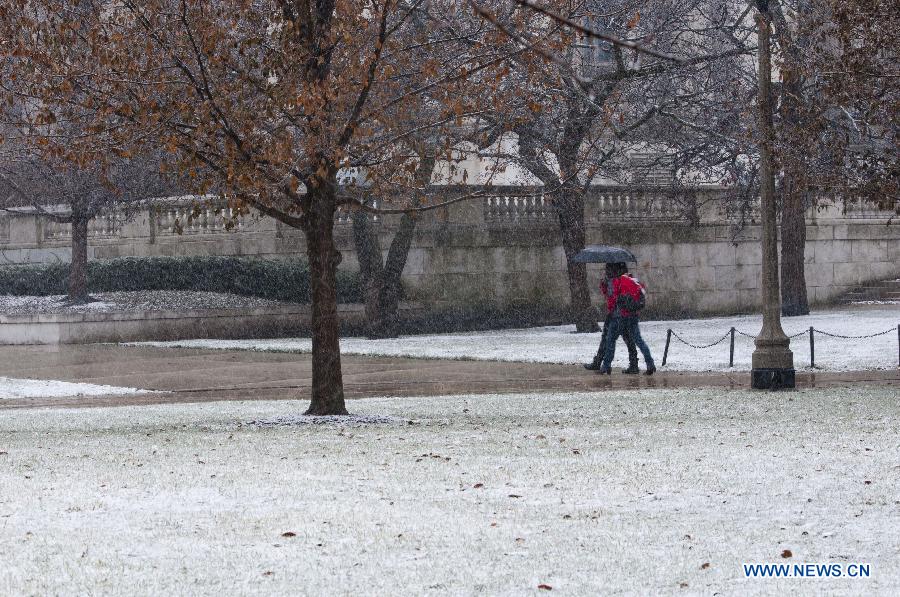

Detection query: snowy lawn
xmin=0 ymin=376 xmax=154 ymax=400
xmin=134 ymin=308 xmax=900 ymax=372
xmin=0 ymin=387 xmax=897 ymax=595
xmin=0 ymin=291 xmax=297 ymax=316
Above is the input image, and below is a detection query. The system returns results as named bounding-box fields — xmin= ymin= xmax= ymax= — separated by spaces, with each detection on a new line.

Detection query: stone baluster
xmin=523 ymin=195 xmax=534 ymax=221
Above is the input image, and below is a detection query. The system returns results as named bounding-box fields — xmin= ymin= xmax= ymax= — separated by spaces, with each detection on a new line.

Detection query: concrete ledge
xmin=0 ymin=303 xmax=425 ymax=345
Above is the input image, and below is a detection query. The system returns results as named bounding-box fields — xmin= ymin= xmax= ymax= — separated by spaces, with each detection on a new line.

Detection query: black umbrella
xmin=570 ymin=245 xmax=637 ymax=264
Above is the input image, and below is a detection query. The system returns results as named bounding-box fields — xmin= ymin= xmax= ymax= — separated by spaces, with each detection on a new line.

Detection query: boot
xmin=597 ymin=365 xmax=611 ymax=375
xmin=645 ymin=364 xmax=656 ymax=376
xmin=584 ymin=358 xmax=604 ymax=371
xmin=622 ymin=362 xmax=640 ymax=375
xmin=584 ymin=350 xmax=605 ymax=370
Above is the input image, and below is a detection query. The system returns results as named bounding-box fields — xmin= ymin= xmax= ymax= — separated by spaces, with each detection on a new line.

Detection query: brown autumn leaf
xmin=700 ymin=562 xmax=710 ymax=570
xmin=538 ymin=584 xmax=552 ymax=591
xmin=627 ymin=11 xmax=641 ymax=30
xmin=473 ymin=483 xmax=484 ymax=488
xmin=781 ymin=549 xmax=793 ymax=558
xmin=281 ymin=532 xmax=296 ymax=538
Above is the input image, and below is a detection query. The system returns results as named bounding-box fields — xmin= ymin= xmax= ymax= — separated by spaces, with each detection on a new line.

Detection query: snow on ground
xmin=0 ymin=291 xmax=297 ymax=316
xmin=0 ymin=376 xmax=154 ymax=400
xmin=135 ymin=307 xmax=900 ymax=372
xmin=0 ymin=387 xmax=897 ymax=595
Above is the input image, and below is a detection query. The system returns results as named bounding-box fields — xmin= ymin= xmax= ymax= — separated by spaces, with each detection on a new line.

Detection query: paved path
xmin=1 ymin=344 xmax=897 ymax=410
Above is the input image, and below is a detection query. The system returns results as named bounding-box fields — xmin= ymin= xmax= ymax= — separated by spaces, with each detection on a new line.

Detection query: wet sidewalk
xmin=1 ymin=344 xmax=897 ymax=410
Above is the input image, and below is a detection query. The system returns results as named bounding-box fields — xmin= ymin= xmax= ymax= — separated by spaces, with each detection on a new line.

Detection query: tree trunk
xmin=351 ymin=156 xmax=432 ymax=338
xmin=780 ymin=174 xmax=809 ymax=316
xmin=555 ymin=185 xmax=598 ymax=333
xmin=351 ymin=209 xmax=385 ymax=336
xmin=352 ymin=209 xmax=417 ymax=338
xmin=68 ymin=214 xmax=90 ymax=304
xmin=303 ymin=183 xmax=348 ymax=416
xmin=375 ymin=213 xmax=416 ymax=337
xmin=778 ymin=67 xmax=810 ymax=316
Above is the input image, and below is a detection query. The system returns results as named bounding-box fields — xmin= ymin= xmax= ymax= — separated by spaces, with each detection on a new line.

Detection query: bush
xmin=0 ymin=256 xmax=363 ymax=303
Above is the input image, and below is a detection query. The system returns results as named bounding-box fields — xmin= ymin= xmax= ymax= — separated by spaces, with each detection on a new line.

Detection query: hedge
xmin=0 ymin=256 xmax=363 ymax=303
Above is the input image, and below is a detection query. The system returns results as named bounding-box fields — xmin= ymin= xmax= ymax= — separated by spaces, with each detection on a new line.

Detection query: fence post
xmin=809 ymin=326 xmax=815 ymax=369
xmin=662 ymin=329 xmax=672 ymax=366
xmin=897 ymin=324 xmax=899 ymax=368
xmin=729 ymin=327 xmax=736 ymax=367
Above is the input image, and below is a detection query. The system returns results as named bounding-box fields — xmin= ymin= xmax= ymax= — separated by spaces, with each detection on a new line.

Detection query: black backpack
xmin=616 ymin=282 xmax=646 ymax=313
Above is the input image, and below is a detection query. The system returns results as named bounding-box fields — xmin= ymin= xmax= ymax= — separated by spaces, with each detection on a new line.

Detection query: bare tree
xmin=0 ymin=140 xmax=174 ymax=303
xmin=2 ymin=0 xmax=518 ymax=415
xmin=474 ymin=0 xmax=751 ymax=331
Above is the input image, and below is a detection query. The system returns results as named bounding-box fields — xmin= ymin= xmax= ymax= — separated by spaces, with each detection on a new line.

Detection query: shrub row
xmin=0 ymin=256 xmax=363 ymax=303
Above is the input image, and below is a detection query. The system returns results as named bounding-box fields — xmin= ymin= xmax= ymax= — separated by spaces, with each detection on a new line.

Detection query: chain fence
xmin=661 ymin=323 xmax=900 ymax=369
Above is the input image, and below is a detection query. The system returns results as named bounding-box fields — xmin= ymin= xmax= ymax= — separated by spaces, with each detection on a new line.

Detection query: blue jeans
xmin=602 ymin=316 xmax=654 ymax=369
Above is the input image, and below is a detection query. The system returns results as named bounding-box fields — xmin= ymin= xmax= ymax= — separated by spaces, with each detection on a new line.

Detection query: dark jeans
xmin=602 ymin=315 xmax=654 ymax=369
xmin=594 ymin=312 xmax=637 ymax=367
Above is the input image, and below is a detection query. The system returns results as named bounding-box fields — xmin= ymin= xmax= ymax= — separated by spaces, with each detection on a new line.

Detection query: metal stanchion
xmin=662 ymin=329 xmax=672 ymax=367
xmin=729 ymin=327 xmax=736 ymax=367
xmin=809 ymin=326 xmax=815 ymax=369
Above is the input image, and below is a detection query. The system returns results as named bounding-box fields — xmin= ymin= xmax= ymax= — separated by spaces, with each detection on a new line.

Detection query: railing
xmin=335 ymin=199 xmax=379 ymax=224
xmin=481 ymin=186 xmax=698 ymax=225
xmin=153 ymin=203 xmax=247 ymax=236
xmin=590 ymin=187 xmax=690 ymax=223
xmin=841 ymin=197 xmax=898 ymax=220
xmin=44 ymin=213 xmax=124 ymax=240
xmin=483 ymin=192 xmax=554 ymax=223
xmin=1 ymin=189 xmax=894 ymax=249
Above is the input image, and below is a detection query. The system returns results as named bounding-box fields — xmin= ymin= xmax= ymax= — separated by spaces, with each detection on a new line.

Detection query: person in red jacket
xmin=597 ymin=266 xmax=656 ymax=375
xmin=585 ymin=262 xmax=639 ymax=373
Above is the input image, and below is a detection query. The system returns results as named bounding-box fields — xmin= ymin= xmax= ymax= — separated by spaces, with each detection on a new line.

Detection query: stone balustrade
xmin=5 ymin=187 xmax=892 ymax=249
xmin=43 ymin=213 xmax=124 ymax=240
xmin=153 ymin=203 xmax=247 ymax=236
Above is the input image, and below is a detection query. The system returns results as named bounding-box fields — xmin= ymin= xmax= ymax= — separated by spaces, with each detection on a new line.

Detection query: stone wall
xmin=2 ymin=191 xmax=897 ymax=316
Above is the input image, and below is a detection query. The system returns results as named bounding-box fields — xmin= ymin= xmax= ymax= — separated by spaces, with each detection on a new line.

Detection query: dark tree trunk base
xmin=68 ymin=214 xmax=90 ymax=304
xmin=781 ymin=303 xmax=810 ymax=317
xmin=61 ymin=294 xmax=99 ymax=307
xmin=303 ymin=402 xmax=350 ymax=416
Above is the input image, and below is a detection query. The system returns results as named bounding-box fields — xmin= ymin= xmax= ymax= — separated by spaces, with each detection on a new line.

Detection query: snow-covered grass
xmin=0 ymin=376 xmax=154 ymax=400
xmin=0 ymin=291 xmax=297 ymax=316
xmin=0 ymin=387 xmax=897 ymax=595
xmin=134 ymin=308 xmax=900 ymax=372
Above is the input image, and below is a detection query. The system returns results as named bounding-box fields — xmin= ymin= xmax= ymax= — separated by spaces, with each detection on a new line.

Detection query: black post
xmin=809 ymin=326 xmax=815 ymax=369
xmin=729 ymin=327 xmax=736 ymax=368
xmin=662 ymin=329 xmax=672 ymax=367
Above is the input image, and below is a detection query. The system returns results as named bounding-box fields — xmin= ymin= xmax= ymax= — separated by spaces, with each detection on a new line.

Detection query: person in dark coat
xmin=584 ymin=262 xmax=639 ymax=373
xmin=597 ymin=265 xmax=656 ymax=375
